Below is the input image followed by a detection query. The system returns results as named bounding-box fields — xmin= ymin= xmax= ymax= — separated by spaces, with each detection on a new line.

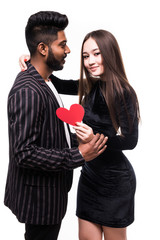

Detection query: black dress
xmin=76 ymin=81 xmax=138 ymax=228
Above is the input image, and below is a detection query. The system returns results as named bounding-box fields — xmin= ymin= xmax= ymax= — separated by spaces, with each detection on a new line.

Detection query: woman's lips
xmin=90 ymin=66 xmax=98 ymax=71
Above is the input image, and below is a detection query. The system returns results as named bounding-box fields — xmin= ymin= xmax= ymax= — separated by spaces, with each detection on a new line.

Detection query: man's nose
xmin=65 ymin=45 xmax=71 ymax=54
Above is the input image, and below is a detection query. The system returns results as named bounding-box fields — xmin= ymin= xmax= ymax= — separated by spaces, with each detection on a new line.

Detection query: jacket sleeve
xmin=49 ymin=74 xmax=79 ymax=95
xmin=107 ymin=92 xmax=139 ymax=151
xmin=8 ymin=87 xmax=84 ymax=172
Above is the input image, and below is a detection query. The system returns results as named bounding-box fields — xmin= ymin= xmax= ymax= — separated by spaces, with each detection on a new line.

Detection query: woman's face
xmin=82 ymin=37 xmax=104 ymax=77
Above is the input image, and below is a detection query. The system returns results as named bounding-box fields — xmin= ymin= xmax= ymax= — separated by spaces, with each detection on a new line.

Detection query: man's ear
xmin=37 ymin=42 xmax=48 ymax=56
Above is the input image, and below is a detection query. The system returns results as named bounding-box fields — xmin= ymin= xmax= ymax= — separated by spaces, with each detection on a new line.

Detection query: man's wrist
xmin=79 ymin=149 xmax=84 ymax=158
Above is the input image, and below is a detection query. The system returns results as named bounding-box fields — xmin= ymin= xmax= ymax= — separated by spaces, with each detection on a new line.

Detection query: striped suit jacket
xmin=4 ymin=62 xmax=84 ymax=225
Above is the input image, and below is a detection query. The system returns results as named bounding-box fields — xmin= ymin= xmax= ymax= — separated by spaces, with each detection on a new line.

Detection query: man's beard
xmin=46 ymin=47 xmax=64 ymax=71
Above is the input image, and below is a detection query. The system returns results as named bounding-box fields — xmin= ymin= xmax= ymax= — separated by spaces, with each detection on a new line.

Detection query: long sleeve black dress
xmin=76 ymin=80 xmax=138 ymax=228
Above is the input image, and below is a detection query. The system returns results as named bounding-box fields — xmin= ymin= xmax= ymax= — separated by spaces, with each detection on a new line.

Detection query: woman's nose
xmin=88 ymin=55 xmax=95 ymax=65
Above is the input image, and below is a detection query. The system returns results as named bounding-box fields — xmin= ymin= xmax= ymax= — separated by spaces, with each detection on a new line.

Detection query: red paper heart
xmin=56 ymin=104 xmax=85 ymax=126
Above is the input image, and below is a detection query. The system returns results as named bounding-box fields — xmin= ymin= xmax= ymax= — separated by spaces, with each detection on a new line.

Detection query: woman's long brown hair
xmin=79 ymin=30 xmax=140 ymax=132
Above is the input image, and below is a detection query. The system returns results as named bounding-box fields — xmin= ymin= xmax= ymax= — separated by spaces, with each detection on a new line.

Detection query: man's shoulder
xmin=9 ymin=71 xmax=43 ymax=99
xmin=15 ymin=70 xmax=36 ymax=84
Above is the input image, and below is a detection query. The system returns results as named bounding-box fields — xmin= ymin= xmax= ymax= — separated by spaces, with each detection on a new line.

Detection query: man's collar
xmin=26 ymin=61 xmax=46 ymax=86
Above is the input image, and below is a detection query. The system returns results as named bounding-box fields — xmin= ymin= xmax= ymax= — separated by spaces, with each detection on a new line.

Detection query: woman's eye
xmin=83 ymin=55 xmax=89 ymax=59
xmin=95 ymin=52 xmax=100 ymax=56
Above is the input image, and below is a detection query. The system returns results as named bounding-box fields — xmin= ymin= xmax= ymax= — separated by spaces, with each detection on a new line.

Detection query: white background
xmin=0 ymin=0 xmax=160 ymax=239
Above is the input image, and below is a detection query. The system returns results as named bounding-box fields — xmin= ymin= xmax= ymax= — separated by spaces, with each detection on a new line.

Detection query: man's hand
xmin=78 ymin=133 xmax=108 ymax=161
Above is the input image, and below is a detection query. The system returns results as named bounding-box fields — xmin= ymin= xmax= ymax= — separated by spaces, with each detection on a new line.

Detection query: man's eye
xmin=61 ymin=44 xmax=66 ymax=49
xmin=60 ymin=42 xmax=66 ymax=49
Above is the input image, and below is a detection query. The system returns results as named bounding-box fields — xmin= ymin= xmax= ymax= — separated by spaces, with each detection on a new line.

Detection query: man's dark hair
xmin=25 ymin=11 xmax=68 ymax=55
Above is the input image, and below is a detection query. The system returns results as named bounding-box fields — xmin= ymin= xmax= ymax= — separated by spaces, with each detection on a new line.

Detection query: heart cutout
xmin=56 ymin=104 xmax=85 ymax=126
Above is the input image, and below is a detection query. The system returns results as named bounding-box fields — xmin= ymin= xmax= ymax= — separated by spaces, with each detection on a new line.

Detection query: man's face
xmin=46 ymin=31 xmax=70 ymax=71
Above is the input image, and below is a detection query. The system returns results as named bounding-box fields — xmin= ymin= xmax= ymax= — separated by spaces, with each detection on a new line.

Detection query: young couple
xmin=5 ymin=10 xmax=140 ymax=240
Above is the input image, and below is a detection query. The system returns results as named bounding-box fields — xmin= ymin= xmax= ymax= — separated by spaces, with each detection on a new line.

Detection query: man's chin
xmin=50 ymin=64 xmax=64 ymax=72
xmin=54 ymin=65 xmax=64 ymax=71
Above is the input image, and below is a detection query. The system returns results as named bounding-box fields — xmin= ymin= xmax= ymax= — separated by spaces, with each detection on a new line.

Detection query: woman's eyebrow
xmin=83 ymin=48 xmax=99 ymax=54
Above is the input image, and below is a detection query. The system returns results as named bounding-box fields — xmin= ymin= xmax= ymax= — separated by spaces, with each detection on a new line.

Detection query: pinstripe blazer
xmin=4 ymin=62 xmax=84 ymax=225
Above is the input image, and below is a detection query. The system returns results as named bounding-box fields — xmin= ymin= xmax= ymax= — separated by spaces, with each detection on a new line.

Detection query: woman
xmin=73 ymin=30 xmax=140 ymax=240
xmin=19 ymin=30 xmax=140 ymax=240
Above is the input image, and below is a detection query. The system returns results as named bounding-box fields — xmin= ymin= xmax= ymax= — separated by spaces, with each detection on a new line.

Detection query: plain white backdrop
xmin=0 ymin=0 xmax=160 ymax=239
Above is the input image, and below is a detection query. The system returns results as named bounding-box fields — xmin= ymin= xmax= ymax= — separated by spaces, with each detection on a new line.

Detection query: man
xmin=4 ymin=11 xmax=107 ymax=240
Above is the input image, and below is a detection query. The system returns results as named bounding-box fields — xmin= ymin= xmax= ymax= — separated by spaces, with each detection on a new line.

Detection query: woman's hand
xmin=19 ymin=54 xmax=30 ymax=71
xmin=73 ymin=122 xmax=94 ymax=143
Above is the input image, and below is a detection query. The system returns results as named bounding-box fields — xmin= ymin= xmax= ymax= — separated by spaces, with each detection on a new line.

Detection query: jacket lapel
xmin=26 ymin=62 xmax=61 ymax=108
